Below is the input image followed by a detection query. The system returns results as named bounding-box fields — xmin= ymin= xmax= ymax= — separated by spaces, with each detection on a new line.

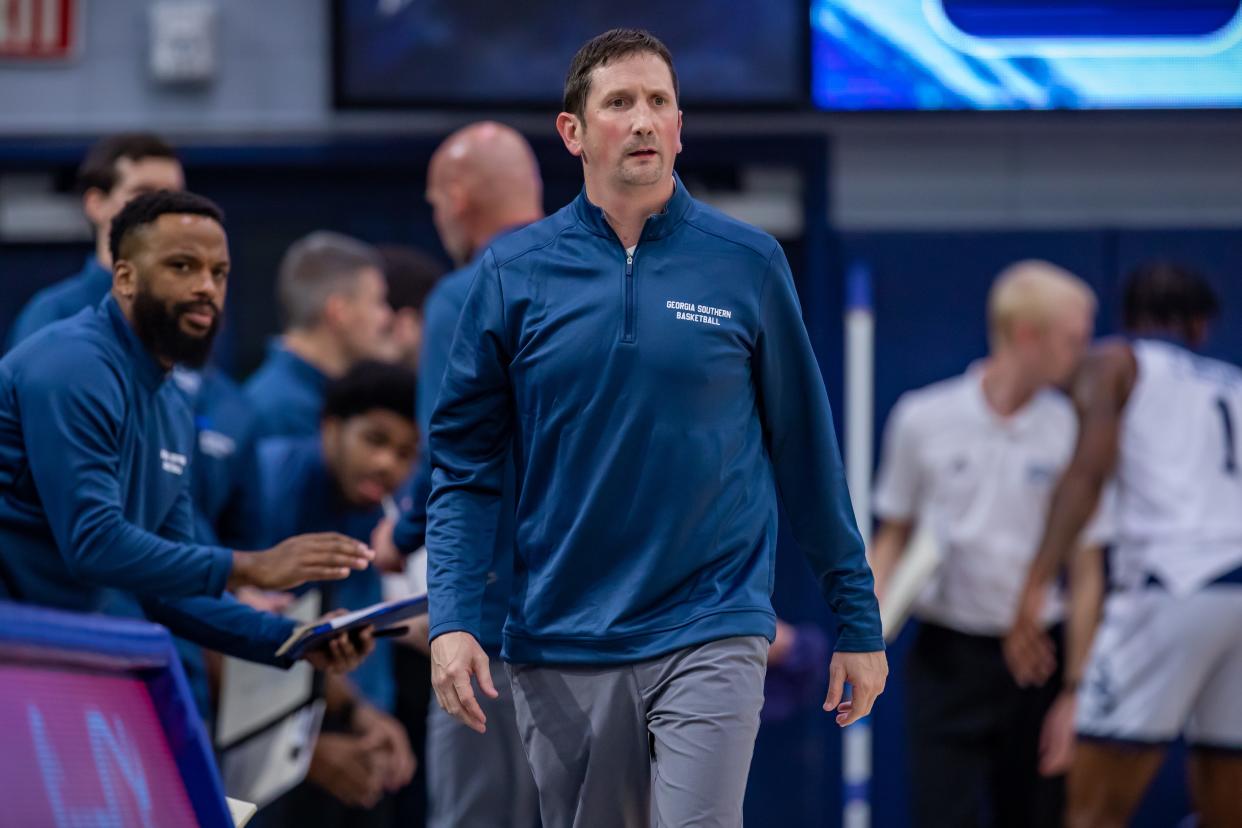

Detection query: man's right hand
xmin=824 ymin=649 xmax=889 ymax=726
xmin=229 ymin=533 xmax=374 ymax=591
xmin=430 ymin=631 xmax=498 ymax=734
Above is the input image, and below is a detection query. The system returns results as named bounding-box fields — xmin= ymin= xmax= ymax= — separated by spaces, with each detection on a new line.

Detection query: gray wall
xmin=0 ymin=0 xmax=330 ymax=132
xmin=828 ymin=115 xmax=1242 ymax=230
xmin=2 ymin=0 xmax=1240 ymax=230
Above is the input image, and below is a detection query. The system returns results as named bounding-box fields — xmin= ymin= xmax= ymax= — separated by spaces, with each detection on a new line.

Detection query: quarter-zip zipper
xmin=622 ymin=251 xmax=636 ymax=343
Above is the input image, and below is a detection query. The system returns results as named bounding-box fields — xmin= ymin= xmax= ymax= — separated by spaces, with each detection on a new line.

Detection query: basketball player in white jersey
xmin=1006 ymin=263 xmax=1242 ymax=828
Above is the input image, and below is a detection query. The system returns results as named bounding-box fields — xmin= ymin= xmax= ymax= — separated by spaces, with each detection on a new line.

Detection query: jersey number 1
xmin=1216 ymin=396 xmax=1237 ymax=475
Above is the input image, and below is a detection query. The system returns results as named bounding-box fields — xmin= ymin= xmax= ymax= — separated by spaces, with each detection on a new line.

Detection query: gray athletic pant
xmin=507 ymin=635 xmax=768 ymax=828
xmin=426 ymin=657 xmax=540 ymax=828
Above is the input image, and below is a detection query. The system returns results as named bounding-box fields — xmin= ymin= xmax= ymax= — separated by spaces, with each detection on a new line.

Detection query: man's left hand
xmin=305 ymin=622 xmax=375 ymax=673
xmin=824 ymin=650 xmax=888 ymax=727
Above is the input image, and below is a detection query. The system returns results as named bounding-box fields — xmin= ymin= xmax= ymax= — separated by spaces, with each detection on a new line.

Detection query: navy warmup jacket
xmin=426 ymin=176 xmax=882 ymax=665
xmin=6 ymin=258 xmax=261 ymax=552
xmin=172 ymin=366 xmax=265 ymax=549
xmin=6 ymin=255 xmax=112 ymax=351
xmin=245 ymin=341 xmax=330 ymax=439
xmin=0 ymin=297 xmax=295 ymax=665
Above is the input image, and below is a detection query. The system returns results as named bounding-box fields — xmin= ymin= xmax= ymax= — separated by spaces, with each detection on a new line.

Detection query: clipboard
xmin=274 ymin=594 xmax=429 ymax=660
xmin=879 ymin=521 xmax=943 ymax=642
xmin=217 ymin=592 xmax=324 ymax=808
xmin=226 ymin=797 xmax=258 ymax=827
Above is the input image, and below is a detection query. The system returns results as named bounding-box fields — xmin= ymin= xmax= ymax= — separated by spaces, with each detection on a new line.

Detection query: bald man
xmin=868 ymin=262 xmax=1099 ymax=827
xmin=386 ymin=121 xmax=542 ymax=828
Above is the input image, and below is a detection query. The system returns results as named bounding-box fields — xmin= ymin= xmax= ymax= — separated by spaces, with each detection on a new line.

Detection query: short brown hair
xmin=76 ymin=133 xmax=177 ymax=195
xmin=563 ymin=28 xmax=679 ymax=122
xmin=278 ymin=231 xmax=383 ymax=330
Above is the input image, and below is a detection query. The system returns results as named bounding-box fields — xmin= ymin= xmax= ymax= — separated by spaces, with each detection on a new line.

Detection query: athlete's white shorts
xmin=1076 ymin=581 xmax=1242 ymax=750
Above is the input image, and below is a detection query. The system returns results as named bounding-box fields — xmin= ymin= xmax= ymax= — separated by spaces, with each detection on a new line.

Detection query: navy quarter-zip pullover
xmin=245 ymin=341 xmax=330 ymax=439
xmin=6 ymin=255 xmax=113 ymax=351
xmin=4 ymin=257 xmax=264 ymax=551
xmin=426 ymin=177 xmax=882 ymax=664
xmin=172 ymin=366 xmax=265 ymax=549
xmin=0 ymin=297 xmax=294 ymax=665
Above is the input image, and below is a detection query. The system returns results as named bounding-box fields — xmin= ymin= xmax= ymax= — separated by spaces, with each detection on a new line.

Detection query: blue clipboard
xmin=275 ymin=594 xmax=428 ymax=660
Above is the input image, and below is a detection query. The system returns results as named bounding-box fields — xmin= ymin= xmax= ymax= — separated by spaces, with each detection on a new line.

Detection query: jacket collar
xmin=81 ymin=256 xmax=113 ymax=295
xmin=102 ymin=294 xmax=167 ymax=392
xmin=571 ymin=172 xmax=693 ymax=244
xmin=268 ymin=339 xmax=330 ymax=390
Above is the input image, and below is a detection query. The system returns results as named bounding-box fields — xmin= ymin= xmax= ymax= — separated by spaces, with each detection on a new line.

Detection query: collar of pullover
xmin=572 ymin=172 xmax=692 ymax=245
xmin=103 ymin=294 xmax=168 ymax=392
xmin=268 ymin=339 xmax=330 ymax=390
xmin=81 ymin=256 xmax=113 ymax=295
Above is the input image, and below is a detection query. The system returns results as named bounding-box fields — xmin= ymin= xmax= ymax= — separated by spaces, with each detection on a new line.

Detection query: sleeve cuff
xmin=204 ymin=546 xmax=233 ymax=596
xmin=833 ymin=633 xmax=886 ymax=653
xmin=428 ymin=619 xmax=481 ymax=645
xmin=234 ymin=610 xmax=299 ymax=669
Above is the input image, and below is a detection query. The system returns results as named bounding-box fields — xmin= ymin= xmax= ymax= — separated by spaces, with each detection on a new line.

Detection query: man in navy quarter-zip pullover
xmin=0 ymin=190 xmax=375 ymax=674
xmin=427 ymin=29 xmax=887 ymax=828
xmin=245 ymin=232 xmax=394 ymax=439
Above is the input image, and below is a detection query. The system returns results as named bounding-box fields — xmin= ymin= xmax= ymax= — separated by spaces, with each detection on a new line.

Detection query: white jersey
xmin=1112 ymin=339 xmax=1242 ymax=594
xmin=873 ymin=367 xmax=1075 ymax=635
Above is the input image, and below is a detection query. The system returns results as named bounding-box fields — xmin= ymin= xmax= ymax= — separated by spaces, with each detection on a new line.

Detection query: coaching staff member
xmin=0 ymin=191 xmax=373 ymax=670
xmin=426 ymin=29 xmax=886 ymax=827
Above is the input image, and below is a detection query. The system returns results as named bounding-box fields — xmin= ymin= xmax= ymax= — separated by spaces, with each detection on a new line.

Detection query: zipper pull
xmin=626 ymin=254 xmax=634 ymax=275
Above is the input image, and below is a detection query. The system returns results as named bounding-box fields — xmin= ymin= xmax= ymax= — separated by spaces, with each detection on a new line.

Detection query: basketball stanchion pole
xmin=842 ymin=261 xmax=874 ymax=828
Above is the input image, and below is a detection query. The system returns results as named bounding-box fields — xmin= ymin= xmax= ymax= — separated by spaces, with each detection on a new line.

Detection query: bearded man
xmin=0 ymin=190 xmax=375 ymax=674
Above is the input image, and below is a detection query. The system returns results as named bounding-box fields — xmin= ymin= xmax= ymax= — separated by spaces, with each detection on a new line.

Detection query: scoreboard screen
xmin=812 ymin=0 xmax=1242 ymax=110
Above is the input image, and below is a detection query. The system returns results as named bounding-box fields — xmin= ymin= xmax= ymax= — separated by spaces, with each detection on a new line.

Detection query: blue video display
xmin=335 ymin=0 xmax=805 ymax=108
xmin=811 ymin=0 xmax=1242 ymax=109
